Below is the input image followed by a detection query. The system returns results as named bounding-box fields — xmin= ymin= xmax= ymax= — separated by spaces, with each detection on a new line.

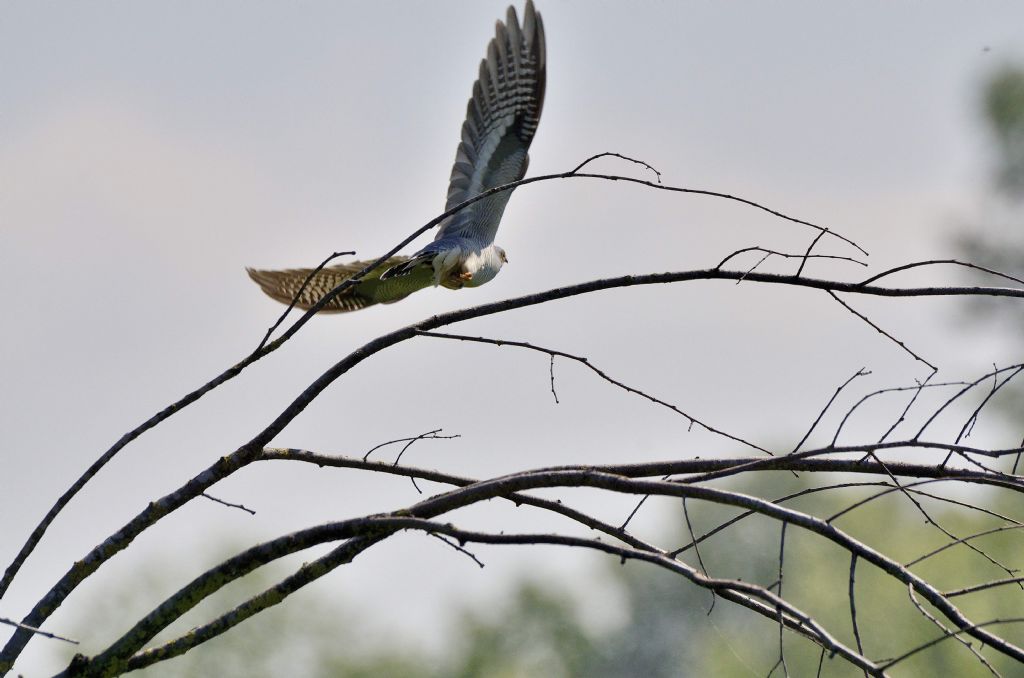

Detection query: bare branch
xmin=69 ymin=518 xmax=884 ymax=677
xmin=878 ymin=373 xmax=958 ymax=444
xmin=776 ymin=522 xmax=791 ymax=678
xmin=253 ymin=249 xmax=355 ymax=352
xmin=430 ymin=533 xmax=486 ymax=569
xmin=9 ymin=264 xmax=1024 ymax=672
xmin=907 ymin=584 xmax=1002 ymax=678
xmin=906 ymin=525 xmax=1024 ymax=568
xmin=831 ymin=375 xmax=959 ymax=446
xmin=796 ymin=229 xmax=829 ymax=278
xmin=0 ymin=617 xmax=77 ymax=646
xmin=713 ymin=245 xmax=867 ymax=272
xmin=793 ymin=368 xmax=871 ymax=454
xmin=542 ymin=355 xmax=556 ymax=408
xmin=946 ymin=577 xmax=1024 ymax=598
xmin=858 ymin=258 xmax=1024 ymax=287
xmin=360 ymin=429 xmax=459 ymax=462
xmin=827 ymin=291 xmax=937 ymax=372
xmin=199 ymin=493 xmax=256 ymax=516
xmin=880 ymin=616 xmax=1024 ymax=673
xmin=736 ymin=250 xmax=773 ymax=283
xmin=571 ymin=151 xmax=663 ymax=183
xmin=681 ymin=497 xmax=715 ymax=613
xmin=849 ymin=555 xmax=868 ymax=678
xmin=417 ymin=330 xmax=768 ymax=453
xmin=956 ymin=366 xmax=1024 ymax=444
xmin=915 ymin=364 xmax=1024 ymax=440
xmin=27 ymin=441 xmax=1024 ymax=675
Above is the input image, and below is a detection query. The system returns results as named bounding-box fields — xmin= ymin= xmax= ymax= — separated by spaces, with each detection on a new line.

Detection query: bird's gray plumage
xmin=435 ymin=0 xmax=545 ymax=245
xmin=248 ymin=1 xmax=546 ymax=313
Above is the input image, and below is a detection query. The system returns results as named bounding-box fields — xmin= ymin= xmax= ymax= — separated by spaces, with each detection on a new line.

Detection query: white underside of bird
xmin=436 ymin=243 xmax=508 ymax=289
xmin=381 ymin=240 xmax=508 ymax=290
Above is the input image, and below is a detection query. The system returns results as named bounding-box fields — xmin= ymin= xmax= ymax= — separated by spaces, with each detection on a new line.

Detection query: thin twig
xmin=619 ymin=497 xmax=649 ymax=531
xmin=796 ymin=229 xmax=829 ymax=278
xmin=907 ymin=584 xmax=1002 ymax=678
xmin=776 ymin=522 xmax=790 ymax=678
xmin=361 ymin=429 xmax=459 ymax=462
xmin=253 ymin=250 xmax=354 ymax=352
xmin=956 ymin=366 xmax=1024 ymax=444
xmin=0 ymin=617 xmax=78 ymax=645
xmin=714 ymin=245 xmax=867 ymax=272
xmin=549 ymin=354 xmax=560 ymax=404
xmin=906 ymin=524 xmax=1024 ymax=568
xmin=682 ymin=497 xmax=715 ymax=614
xmin=200 ymin=493 xmax=256 ymax=516
xmin=571 ymin=151 xmax=663 ymax=183
xmin=828 ymin=291 xmax=937 ymax=372
xmin=830 ymin=374 xmax=957 ymax=446
xmin=737 ymin=251 xmax=773 ymax=284
xmin=859 ymin=258 xmax=1024 ymax=287
xmin=916 ymin=364 xmax=1024 ymax=440
xmin=826 ymin=469 xmax=1022 ymax=581
xmin=849 ymin=555 xmax=868 ymax=678
xmin=792 ymin=367 xmax=871 ymax=454
xmin=888 ymin=594 xmax=1015 ymax=675
xmin=417 ymin=330 xmax=768 ymax=454
xmin=878 ymin=373 xmax=943 ymax=443
xmin=946 ymin=577 xmax=1024 ymax=598
xmin=430 ymin=533 xmax=485 ymax=569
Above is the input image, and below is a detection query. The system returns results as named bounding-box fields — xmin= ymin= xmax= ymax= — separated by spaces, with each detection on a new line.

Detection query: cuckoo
xmin=248 ymin=1 xmax=546 ymax=313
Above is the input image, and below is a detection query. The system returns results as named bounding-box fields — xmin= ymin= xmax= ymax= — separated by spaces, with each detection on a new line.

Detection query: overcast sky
xmin=4 ymin=2 xmax=1024 ymax=674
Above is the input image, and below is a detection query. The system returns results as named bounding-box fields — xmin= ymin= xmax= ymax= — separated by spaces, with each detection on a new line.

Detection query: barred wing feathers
xmin=246 ymin=257 xmax=433 ymax=313
xmin=437 ymin=0 xmax=546 ymax=246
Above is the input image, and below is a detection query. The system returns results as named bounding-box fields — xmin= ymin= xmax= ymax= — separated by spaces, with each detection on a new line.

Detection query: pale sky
xmin=3 ymin=2 xmax=1024 ymax=674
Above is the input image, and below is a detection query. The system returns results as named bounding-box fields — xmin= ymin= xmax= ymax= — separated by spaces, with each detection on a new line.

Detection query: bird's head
xmin=496 ymin=246 xmax=508 ymax=264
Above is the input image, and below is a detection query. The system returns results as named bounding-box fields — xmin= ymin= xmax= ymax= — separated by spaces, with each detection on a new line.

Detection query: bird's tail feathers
xmin=246 ymin=256 xmax=409 ymax=313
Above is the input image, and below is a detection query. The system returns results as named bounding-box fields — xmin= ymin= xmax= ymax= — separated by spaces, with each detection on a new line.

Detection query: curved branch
xmin=907 ymin=524 xmax=1024 ymax=568
xmin=858 ymin=258 xmax=1024 ymax=287
xmin=66 ymin=518 xmax=882 ymax=677
xmin=827 ymin=291 xmax=937 ymax=371
xmin=7 ymin=269 xmax=1024 ymax=671
xmin=132 ymin=521 xmax=880 ymax=675
xmin=43 ymin=438 xmax=1024 ymax=676
xmin=128 ymin=468 xmax=1024 ymax=669
xmin=0 ymin=162 xmax=862 ymax=603
xmin=416 ymin=330 xmax=767 ymax=453
xmin=714 ymin=245 xmax=867 ymax=272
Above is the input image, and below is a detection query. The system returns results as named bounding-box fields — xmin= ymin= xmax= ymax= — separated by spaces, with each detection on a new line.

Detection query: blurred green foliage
xmin=959 ymin=64 xmax=1024 ymax=288
xmin=984 ymin=65 xmax=1024 ymax=197
xmin=957 ymin=62 xmax=1024 ymax=414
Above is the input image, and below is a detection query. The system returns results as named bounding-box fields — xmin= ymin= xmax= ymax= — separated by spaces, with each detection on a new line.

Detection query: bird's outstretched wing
xmin=246 ymin=257 xmax=434 ymax=313
xmin=436 ymin=0 xmax=546 ymax=246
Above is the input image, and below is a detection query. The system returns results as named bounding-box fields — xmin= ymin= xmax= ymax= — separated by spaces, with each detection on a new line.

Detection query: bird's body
xmin=248 ymin=1 xmax=545 ymax=313
xmin=381 ymin=238 xmax=508 ymax=289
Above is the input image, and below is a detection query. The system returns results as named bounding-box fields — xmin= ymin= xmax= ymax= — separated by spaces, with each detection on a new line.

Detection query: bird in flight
xmin=248 ymin=1 xmax=546 ymax=313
